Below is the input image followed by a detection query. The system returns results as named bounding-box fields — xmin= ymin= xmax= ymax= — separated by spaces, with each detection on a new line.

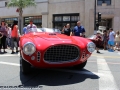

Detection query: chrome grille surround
xmin=44 ymin=45 xmax=80 ymax=63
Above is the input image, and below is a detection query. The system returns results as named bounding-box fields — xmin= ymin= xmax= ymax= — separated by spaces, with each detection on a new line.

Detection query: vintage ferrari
xmin=19 ymin=28 xmax=96 ymax=74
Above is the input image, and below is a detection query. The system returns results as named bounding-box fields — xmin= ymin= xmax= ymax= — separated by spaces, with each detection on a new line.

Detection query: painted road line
xmin=0 ymin=54 xmax=19 ymax=57
xmin=88 ymin=60 xmax=120 ymax=65
xmin=0 ymin=60 xmax=98 ymax=75
xmin=0 ymin=61 xmax=99 ymax=78
xmin=0 ymin=60 xmax=101 ymax=76
xmin=0 ymin=61 xmax=20 ymax=66
xmin=92 ymin=55 xmax=120 ymax=58
xmin=97 ymin=56 xmax=119 ymax=90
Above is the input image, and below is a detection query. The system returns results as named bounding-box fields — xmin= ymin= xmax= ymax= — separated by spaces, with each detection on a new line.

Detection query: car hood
xmin=33 ymin=33 xmax=77 ymax=44
xmin=36 ymin=33 xmax=73 ymax=41
xmin=21 ymin=33 xmax=91 ymax=49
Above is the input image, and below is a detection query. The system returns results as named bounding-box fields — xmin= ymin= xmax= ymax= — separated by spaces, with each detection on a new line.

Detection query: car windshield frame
xmin=26 ymin=28 xmax=61 ymax=34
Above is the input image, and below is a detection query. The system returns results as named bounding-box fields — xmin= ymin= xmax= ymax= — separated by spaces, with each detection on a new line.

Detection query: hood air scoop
xmin=49 ymin=33 xmax=56 ymax=35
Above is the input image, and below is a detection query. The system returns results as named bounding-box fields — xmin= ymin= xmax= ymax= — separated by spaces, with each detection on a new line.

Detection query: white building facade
xmin=0 ymin=0 xmax=119 ymax=36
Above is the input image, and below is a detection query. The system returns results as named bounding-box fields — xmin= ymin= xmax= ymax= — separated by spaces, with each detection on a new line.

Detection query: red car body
xmin=19 ymin=28 xmax=95 ymax=74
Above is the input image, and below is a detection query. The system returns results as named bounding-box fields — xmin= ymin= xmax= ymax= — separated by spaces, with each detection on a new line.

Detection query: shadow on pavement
xmin=19 ymin=67 xmax=99 ymax=87
xmin=99 ymin=53 xmax=104 ymax=54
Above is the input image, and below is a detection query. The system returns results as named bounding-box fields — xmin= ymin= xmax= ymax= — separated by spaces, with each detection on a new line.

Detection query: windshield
xmin=26 ymin=28 xmax=61 ymax=34
xmin=43 ymin=28 xmax=61 ymax=33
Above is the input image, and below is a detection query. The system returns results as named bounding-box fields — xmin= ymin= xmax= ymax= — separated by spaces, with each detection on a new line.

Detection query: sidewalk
xmin=0 ymin=48 xmax=19 ymax=55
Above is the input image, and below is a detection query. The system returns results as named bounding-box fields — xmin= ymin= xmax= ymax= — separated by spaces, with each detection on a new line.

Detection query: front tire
xmin=74 ymin=60 xmax=87 ymax=69
xmin=20 ymin=55 xmax=31 ymax=74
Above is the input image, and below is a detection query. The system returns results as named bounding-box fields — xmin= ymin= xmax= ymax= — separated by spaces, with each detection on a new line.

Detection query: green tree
xmin=7 ymin=0 xmax=36 ymax=34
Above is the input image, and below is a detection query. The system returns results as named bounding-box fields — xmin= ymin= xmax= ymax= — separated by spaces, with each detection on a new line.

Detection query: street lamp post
xmin=94 ymin=0 xmax=96 ymax=31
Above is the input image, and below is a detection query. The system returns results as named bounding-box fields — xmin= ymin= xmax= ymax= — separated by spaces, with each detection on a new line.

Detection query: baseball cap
xmin=97 ymin=31 xmax=101 ymax=34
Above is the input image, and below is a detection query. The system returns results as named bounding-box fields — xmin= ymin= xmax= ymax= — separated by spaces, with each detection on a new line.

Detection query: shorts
xmin=108 ymin=41 xmax=115 ymax=46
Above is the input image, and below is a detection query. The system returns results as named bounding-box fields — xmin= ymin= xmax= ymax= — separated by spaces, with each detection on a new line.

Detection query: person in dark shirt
xmin=0 ymin=21 xmax=7 ymax=54
xmin=61 ymin=24 xmax=72 ymax=36
xmin=73 ymin=21 xmax=85 ymax=37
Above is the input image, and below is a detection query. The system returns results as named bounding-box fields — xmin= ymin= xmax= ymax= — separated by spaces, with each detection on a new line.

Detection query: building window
xmin=3 ymin=17 xmax=18 ymax=26
xmin=53 ymin=13 xmax=79 ymax=30
xmin=55 ymin=16 xmax=62 ymax=21
xmin=24 ymin=16 xmax=42 ymax=28
xmin=63 ymin=16 xmax=70 ymax=21
xmin=97 ymin=0 xmax=111 ymax=5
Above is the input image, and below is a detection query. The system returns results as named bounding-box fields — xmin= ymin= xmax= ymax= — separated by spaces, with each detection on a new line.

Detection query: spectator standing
xmin=103 ymin=30 xmax=109 ymax=50
xmin=61 ymin=24 xmax=72 ymax=36
xmin=11 ymin=20 xmax=19 ymax=54
xmin=94 ymin=31 xmax=102 ymax=53
xmin=108 ymin=28 xmax=115 ymax=52
xmin=73 ymin=21 xmax=85 ymax=37
xmin=0 ymin=21 xmax=7 ymax=54
xmin=115 ymin=31 xmax=120 ymax=51
xmin=26 ymin=19 xmax=37 ymax=34
xmin=6 ymin=25 xmax=12 ymax=48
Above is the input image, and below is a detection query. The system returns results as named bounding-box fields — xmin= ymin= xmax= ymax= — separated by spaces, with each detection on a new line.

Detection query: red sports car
xmin=19 ymin=28 xmax=96 ymax=74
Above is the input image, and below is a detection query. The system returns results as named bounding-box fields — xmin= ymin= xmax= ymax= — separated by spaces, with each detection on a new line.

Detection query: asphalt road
xmin=0 ymin=49 xmax=120 ymax=90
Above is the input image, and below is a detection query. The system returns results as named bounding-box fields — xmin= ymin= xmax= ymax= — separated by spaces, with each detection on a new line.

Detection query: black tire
xmin=20 ymin=55 xmax=31 ymax=74
xmin=74 ymin=60 xmax=87 ymax=69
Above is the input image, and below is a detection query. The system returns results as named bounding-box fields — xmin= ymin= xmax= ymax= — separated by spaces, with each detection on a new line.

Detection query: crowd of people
xmin=61 ymin=21 xmax=86 ymax=37
xmin=92 ymin=28 xmax=120 ymax=53
xmin=61 ymin=21 xmax=120 ymax=53
xmin=0 ymin=19 xmax=37 ymax=54
xmin=0 ymin=19 xmax=120 ymax=54
xmin=0 ymin=20 xmax=20 ymax=54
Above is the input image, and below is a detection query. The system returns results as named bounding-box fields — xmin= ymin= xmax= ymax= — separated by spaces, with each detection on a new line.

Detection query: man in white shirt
xmin=26 ymin=19 xmax=37 ymax=34
xmin=108 ymin=28 xmax=115 ymax=52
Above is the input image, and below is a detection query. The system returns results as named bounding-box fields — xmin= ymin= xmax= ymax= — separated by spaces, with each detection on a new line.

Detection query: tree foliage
xmin=7 ymin=0 xmax=36 ymax=34
xmin=7 ymin=0 xmax=36 ymax=9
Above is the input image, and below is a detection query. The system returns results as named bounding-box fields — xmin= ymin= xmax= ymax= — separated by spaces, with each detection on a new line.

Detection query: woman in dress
xmin=103 ymin=30 xmax=109 ymax=50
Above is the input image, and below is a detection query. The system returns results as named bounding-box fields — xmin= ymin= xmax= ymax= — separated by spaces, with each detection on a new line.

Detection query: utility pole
xmin=94 ymin=0 xmax=96 ymax=31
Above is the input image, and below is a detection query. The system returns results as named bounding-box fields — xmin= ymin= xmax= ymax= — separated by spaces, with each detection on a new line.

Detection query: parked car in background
xmin=19 ymin=28 xmax=96 ymax=74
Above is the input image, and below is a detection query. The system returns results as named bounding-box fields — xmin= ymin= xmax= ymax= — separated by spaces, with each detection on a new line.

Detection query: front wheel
xmin=20 ymin=55 xmax=31 ymax=74
xmin=74 ymin=60 xmax=87 ymax=69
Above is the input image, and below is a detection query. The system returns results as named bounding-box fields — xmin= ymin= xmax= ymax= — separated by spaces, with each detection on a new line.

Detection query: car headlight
xmin=87 ymin=42 xmax=96 ymax=53
xmin=23 ymin=42 xmax=36 ymax=55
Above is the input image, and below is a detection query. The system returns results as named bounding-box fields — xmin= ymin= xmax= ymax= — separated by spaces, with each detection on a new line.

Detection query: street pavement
xmin=0 ymin=49 xmax=120 ymax=90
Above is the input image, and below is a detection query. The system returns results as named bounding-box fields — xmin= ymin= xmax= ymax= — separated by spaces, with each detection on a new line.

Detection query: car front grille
xmin=44 ymin=45 xmax=80 ymax=63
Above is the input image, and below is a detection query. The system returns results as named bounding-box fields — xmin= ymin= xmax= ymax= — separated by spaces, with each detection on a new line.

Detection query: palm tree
xmin=7 ymin=0 xmax=36 ymax=34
